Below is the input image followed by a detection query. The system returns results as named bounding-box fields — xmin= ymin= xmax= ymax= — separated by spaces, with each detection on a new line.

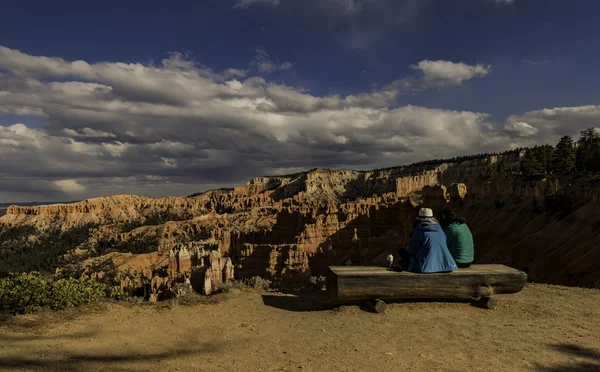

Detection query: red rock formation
xmin=2 ymin=154 xmax=600 ymax=293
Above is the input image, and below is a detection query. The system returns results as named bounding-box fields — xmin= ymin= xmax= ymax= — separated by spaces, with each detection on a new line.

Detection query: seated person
xmin=437 ymin=209 xmax=474 ymax=268
xmin=395 ymin=208 xmax=458 ymax=273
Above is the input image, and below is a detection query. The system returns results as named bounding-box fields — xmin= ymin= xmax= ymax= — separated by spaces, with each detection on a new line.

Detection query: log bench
xmin=326 ymin=264 xmax=527 ymax=312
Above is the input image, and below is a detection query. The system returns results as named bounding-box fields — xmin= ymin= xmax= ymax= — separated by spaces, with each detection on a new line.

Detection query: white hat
xmin=418 ymin=208 xmax=433 ymax=218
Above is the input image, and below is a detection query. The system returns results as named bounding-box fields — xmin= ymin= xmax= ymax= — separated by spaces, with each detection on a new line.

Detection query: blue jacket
xmin=407 ymin=222 xmax=458 ymax=273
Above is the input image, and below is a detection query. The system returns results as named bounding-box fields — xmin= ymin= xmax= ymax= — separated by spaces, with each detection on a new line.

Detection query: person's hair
xmin=437 ymin=209 xmax=467 ymax=226
xmin=413 ymin=218 xmax=421 ymax=229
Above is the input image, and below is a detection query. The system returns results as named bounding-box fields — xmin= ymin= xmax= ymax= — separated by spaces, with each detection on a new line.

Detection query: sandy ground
xmin=1 ymin=283 xmax=599 ymax=372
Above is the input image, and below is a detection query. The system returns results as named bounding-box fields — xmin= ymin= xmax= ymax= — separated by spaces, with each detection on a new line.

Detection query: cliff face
xmin=2 ymin=153 xmax=600 ymax=297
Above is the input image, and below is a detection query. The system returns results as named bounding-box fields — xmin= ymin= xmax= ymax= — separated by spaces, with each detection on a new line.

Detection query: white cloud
xmin=495 ymin=0 xmax=514 ymax=4
xmin=0 ymin=45 xmax=594 ymax=202
xmin=233 ymin=0 xmax=280 ymax=9
xmin=503 ymin=106 xmax=600 ymax=140
xmin=503 ymin=121 xmax=539 ymax=137
xmin=53 ymin=179 xmax=86 ymax=193
xmin=63 ymin=128 xmax=117 ymax=138
xmin=411 ymin=60 xmax=491 ymax=88
xmin=250 ymin=48 xmax=293 ymax=73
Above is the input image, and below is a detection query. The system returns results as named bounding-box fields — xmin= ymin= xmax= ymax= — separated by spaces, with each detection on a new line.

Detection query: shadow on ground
xmin=0 ymin=344 xmax=220 ymax=372
xmin=261 ymin=291 xmax=477 ymax=313
xmin=0 ymin=327 xmax=101 ymax=343
xmin=0 ymin=303 xmax=110 ymax=332
xmin=262 ymin=291 xmax=337 ymax=312
xmin=0 ymin=329 xmax=233 ymax=372
xmin=537 ymin=343 xmax=600 ymax=371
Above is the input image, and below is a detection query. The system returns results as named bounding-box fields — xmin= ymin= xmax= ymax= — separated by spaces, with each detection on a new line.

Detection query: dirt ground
xmin=1 ymin=283 xmax=599 ymax=372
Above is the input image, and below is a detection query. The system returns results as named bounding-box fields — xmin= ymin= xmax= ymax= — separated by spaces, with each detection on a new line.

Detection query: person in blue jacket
xmin=394 ymin=207 xmax=458 ymax=273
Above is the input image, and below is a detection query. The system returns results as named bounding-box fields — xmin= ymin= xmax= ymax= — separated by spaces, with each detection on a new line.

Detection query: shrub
xmin=96 ymin=234 xmax=158 ymax=255
xmin=0 ymin=223 xmax=98 ymax=274
xmin=142 ymin=209 xmax=199 ymax=226
xmin=317 ymin=275 xmax=326 ymax=289
xmin=0 ymin=272 xmax=127 ymax=314
xmin=543 ymin=177 xmax=561 ymax=196
xmin=243 ymin=276 xmax=272 ymax=291
xmin=128 ymin=296 xmax=145 ymax=304
xmin=309 ymin=275 xmax=327 ymax=290
xmin=216 ymin=280 xmax=246 ymax=293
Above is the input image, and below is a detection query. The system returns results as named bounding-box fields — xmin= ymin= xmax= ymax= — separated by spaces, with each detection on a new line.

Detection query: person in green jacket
xmin=437 ymin=209 xmax=474 ymax=268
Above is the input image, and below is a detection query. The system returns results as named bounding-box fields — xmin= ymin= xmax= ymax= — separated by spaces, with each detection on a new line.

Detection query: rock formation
xmin=2 ymin=152 xmax=600 ymax=299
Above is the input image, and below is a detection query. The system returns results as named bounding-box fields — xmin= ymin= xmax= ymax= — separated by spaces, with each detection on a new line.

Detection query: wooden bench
xmin=326 ymin=264 xmax=527 ymax=312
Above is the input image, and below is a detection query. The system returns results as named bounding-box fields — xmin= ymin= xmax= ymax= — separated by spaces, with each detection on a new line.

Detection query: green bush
xmin=0 ymin=272 xmax=127 ymax=314
xmin=309 ymin=275 xmax=327 ymax=290
xmin=216 ymin=280 xmax=246 ymax=293
xmin=0 ymin=223 xmax=98 ymax=274
xmin=543 ymin=177 xmax=562 ymax=196
xmin=96 ymin=235 xmax=157 ymax=255
xmin=243 ymin=276 xmax=272 ymax=291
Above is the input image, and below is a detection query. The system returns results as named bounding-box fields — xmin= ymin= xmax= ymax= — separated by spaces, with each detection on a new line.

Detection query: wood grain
xmin=326 ymin=264 xmax=527 ymax=302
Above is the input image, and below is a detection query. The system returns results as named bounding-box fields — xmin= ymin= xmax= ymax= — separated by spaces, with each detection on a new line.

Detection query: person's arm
xmin=442 ymin=226 xmax=452 ymax=251
xmin=407 ymin=229 xmax=421 ymax=255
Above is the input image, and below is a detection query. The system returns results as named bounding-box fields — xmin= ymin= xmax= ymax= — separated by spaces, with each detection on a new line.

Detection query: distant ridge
xmin=0 ymin=201 xmax=79 ymax=217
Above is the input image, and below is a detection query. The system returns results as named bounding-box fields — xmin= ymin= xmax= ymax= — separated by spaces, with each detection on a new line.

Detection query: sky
xmin=1 ymin=0 xmax=600 ymax=203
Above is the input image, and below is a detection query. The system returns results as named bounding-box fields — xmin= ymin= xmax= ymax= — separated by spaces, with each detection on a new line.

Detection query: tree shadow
xmin=536 ymin=343 xmax=600 ymax=371
xmin=0 ymin=327 xmax=101 ymax=343
xmin=0 ymin=302 xmax=110 ymax=332
xmin=0 ymin=332 xmax=233 ymax=372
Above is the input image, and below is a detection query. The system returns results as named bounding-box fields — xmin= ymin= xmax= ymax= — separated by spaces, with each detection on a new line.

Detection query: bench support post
xmin=365 ymin=299 xmax=387 ymax=313
xmin=476 ymin=296 xmax=498 ymax=310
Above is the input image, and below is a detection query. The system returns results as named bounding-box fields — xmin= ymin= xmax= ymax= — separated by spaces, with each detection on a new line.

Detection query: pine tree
xmin=543 ymin=145 xmax=554 ymax=172
xmin=520 ymin=149 xmax=545 ymax=178
xmin=576 ymin=128 xmax=600 ymax=172
xmin=552 ymin=135 xmax=576 ymax=174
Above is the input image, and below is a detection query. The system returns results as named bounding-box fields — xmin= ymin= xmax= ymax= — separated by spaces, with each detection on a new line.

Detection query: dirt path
xmin=1 ymin=283 xmax=599 ymax=372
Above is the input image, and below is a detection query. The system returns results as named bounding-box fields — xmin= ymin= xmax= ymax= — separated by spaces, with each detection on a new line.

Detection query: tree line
xmin=383 ymin=127 xmax=599 ymax=178
xmin=519 ymin=128 xmax=600 ymax=178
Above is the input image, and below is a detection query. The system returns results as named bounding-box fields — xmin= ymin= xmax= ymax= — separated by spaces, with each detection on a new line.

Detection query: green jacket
xmin=442 ymin=222 xmax=474 ymax=264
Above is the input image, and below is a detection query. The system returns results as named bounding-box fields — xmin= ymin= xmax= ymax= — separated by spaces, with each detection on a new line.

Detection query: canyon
xmin=1 ymin=151 xmax=599 ymax=300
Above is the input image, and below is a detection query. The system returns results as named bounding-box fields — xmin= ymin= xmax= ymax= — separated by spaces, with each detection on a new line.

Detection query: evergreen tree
xmin=576 ymin=128 xmax=600 ymax=172
xmin=543 ymin=145 xmax=554 ymax=172
xmin=520 ymin=148 xmax=545 ymax=178
xmin=552 ymin=135 xmax=576 ymax=174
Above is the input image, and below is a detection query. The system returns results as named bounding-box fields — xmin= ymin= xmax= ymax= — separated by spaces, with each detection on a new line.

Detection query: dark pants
xmin=457 ymin=262 xmax=473 ymax=269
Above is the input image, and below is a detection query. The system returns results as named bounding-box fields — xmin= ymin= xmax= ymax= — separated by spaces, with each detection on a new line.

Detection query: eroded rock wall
xmin=2 ymin=154 xmax=600 ymax=293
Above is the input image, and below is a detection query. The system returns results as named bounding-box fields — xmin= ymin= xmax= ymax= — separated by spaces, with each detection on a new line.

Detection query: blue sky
xmin=3 ymin=0 xmax=598 ymax=119
xmin=1 ymin=0 xmax=599 ymax=202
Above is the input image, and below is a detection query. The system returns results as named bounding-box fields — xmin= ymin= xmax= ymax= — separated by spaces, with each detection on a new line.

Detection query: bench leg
xmin=365 ymin=299 xmax=387 ymax=313
xmin=477 ymin=296 xmax=498 ymax=310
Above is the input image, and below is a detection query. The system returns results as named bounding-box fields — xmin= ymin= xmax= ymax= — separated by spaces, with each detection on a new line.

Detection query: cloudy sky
xmin=1 ymin=0 xmax=600 ymax=203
